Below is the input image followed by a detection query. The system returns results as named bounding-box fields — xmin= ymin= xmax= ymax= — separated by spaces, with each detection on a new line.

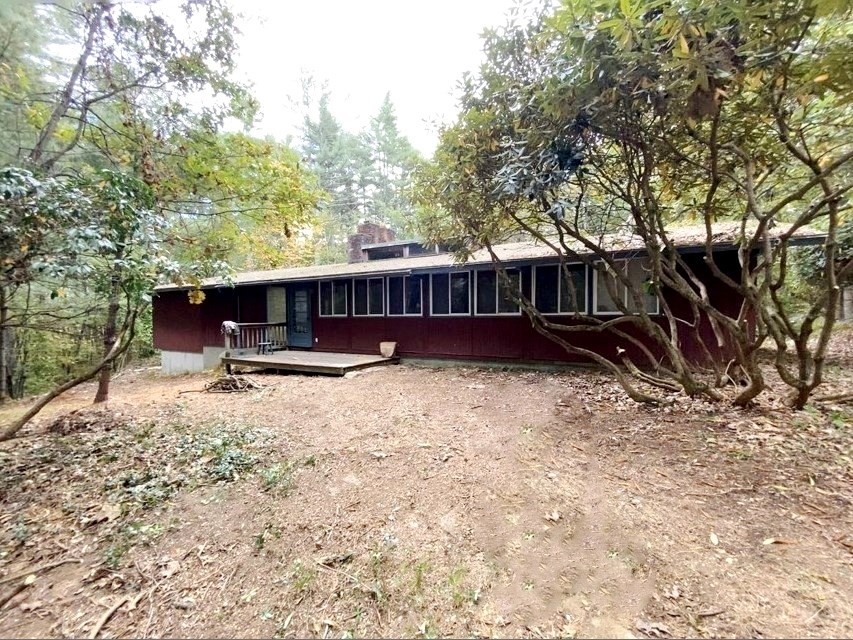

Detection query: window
xmin=595 ymin=264 xmax=623 ymax=314
xmin=534 ymin=264 xmax=587 ymax=314
xmin=475 ymin=268 xmax=521 ymax=315
xmin=593 ymin=258 xmax=658 ymax=315
xmin=431 ymin=273 xmax=449 ymax=315
xmin=353 ymin=277 xmax=385 ymax=316
xmin=387 ymin=276 xmax=422 ymax=316
xmin=450 ymin=272 xmax=471 ymax=314
xmin=430 ymin=272 xmax=470 ymax=316
xmin=626 ymin=259 xmax=659 ymax=313
xmin=319 ymin=280 xmax=348 ymax=317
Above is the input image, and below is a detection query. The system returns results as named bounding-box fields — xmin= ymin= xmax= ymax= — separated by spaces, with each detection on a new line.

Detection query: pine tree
xmin=367 ymin=93 xmax=421 ymax=234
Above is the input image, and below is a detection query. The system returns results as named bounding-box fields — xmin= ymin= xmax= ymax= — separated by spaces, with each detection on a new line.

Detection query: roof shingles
xmin=156 ymin=222 xmax=823 ymax=291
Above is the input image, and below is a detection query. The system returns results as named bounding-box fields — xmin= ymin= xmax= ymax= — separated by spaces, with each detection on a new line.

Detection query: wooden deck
xmin=220 ymin=350 xmax=398 ymax=376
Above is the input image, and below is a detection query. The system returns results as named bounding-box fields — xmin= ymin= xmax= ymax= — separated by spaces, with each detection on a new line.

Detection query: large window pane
xmin=354 ymin=278 xmax=383 ymax=315
xmin=368 ymin=278 xmax=384 ymax=315
xmin=560 ymin=265 xmax=586 ymax=313
xmin=595 ymin=267 xmax=624 ymax=314
xmin=497 ymin=270 xmax=520 ymax=314
xmin=476 ymin=271 xmax=497 ymax=314
xmin=354 ymin=279 xmax=368 ymax=315
xmin=450 ymin=273 xmax=469 ymax=314
xmin=320 ymin=281 xmax=332 ymax=316
xmin=535 ymin=266 xmax=559 ymax=313
xmin=333 ymin=281 xmax=347 ymax=315
xmin=388 ymin=277 xmax=404 ymax=315
xmin=626 ymin=259 xmax=657 ymax=313
xmin=431 ymin=274 xmax=449 ymax=315
xmin=405 ymin=277 xmax=422 ymax=315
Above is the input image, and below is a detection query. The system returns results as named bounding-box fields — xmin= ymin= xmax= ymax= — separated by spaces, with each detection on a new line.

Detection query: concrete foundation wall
xmin=160 ymin=350 xmax=205 ymax=374
xmin=203 ymin=346 xmax=226 ymax=369
xmin=161 ymin=347 xmax=226 ymax=374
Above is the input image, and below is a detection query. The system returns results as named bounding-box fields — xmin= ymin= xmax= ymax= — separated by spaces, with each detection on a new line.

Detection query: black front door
xmin=286 ymin=285 xmax=313 ymax=348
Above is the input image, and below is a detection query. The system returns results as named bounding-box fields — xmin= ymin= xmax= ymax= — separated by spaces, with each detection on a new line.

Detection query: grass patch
xmin=106 ymin=468 xmax=182 ymax=509
xmin=254 ymin=521 xmax=282 ymax=551
xmin=104 ymin=521 xmax=164 ymax=568
xmin=288 ymin=560 xmax=316 ymax=592
xmin=94 ymin=422 xmax=269 ymax=567
xmin=260 ymin=461 xmax=296 ymax=494
xmin=413 ymin=560 xmax=430 ymax=595
xmin=416 ymin=620 xmax=439 ymax=638
xmin=209 ymin=448 xmax=256 ymax=481
xmin=829 ymin=409 xmax=849 ymax=429
xmin=447 ymin=565 xmax=480 ymax=607
xmin=175 ymin=424 xmax=266 ymax=483
xmin=104 ymin=423 xmax=266 ymax=511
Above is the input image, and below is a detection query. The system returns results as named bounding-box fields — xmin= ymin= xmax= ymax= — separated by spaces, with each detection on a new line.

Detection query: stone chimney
xmin=357 ymin=222 xmax=396 ymax=243
xmin=347 ymin=232 xmax=370 ymax=263
xmin=346 ymin=222 xmax=396 ymax=263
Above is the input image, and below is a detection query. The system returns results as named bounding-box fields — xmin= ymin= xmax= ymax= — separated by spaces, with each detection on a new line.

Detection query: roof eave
xmin=153 ymin=232 xmax=828 ymax=293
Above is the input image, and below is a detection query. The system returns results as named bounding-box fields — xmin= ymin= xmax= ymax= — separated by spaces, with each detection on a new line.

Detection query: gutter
xmin=154 ymin=233 xmax=828 ymax=293
xmin=155 ymin=268 xmax=417 ymax=292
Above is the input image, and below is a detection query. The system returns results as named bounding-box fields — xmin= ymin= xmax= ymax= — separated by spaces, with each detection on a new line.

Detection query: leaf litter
xmin=0 ymin=344 xmax=850 ymax=638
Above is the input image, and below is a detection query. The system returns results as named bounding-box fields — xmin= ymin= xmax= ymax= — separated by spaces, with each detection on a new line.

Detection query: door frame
xmin=286 ymin=283 xmax=313 ymax=349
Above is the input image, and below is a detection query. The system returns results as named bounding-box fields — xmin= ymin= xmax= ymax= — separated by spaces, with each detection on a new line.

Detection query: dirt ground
xmin=0 ymin=337 xmax=851 ymax=639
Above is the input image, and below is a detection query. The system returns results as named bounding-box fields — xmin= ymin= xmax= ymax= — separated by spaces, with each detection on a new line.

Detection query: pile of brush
xmin=202 ymin=375 xmax=265 ymax=393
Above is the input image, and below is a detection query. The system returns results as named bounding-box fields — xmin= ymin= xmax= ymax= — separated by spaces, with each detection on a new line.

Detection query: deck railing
xmin=224 ymin=322 xmax=288 ymax=353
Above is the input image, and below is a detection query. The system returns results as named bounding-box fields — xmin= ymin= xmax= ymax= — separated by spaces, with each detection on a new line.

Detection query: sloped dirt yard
xmin=0 ymin=343 xmax=851 ymax=638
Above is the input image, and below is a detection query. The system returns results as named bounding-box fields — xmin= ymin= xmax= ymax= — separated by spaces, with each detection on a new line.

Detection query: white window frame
xmin=429 ymin=272 xmax=471 ymax=317
xmin=532 ymin=263 xmax=588 ymax=315
xmin=318 ymin=280 xmax=348 ymax=317
xmin=386 ymin=275 xmax=423 ymax=317
xmin=592 ymin=259 xmax=660 ymax=316
xmin=352 ymin=277 xmax=385 ymax=317
xmin=473 ymin=267 xmax=523 ymax=317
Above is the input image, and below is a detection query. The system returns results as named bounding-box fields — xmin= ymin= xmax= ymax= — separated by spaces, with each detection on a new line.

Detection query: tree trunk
xmin=0 ymin=285 xmax=7 ymax=404
xmin=10 ymin=330 xmax=25 ymax=398
xmin=791 ymin=386 xmax=812 ymax=410
xmin=94 ymin=266 xmax=122 ymax=403
xmin=0 ymin=308 xmax=138 ymax=442
xmin=733 ymin=362 xmax=765 ymax=407
xmin=28 ymin=2 xmax=104 ymax=170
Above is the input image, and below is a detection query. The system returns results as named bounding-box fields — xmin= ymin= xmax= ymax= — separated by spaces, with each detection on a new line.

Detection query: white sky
xmin=233 ymin=0 xmax=520 ymax=155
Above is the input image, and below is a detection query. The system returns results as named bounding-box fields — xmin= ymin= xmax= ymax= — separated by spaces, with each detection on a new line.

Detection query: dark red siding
xmin=310 ymin=251 xmax=746 ymax=366
xmin=153 ymin=249 xmax=747 ymax=367
xmin=153 ymin=286 xmax=268 ymax=353
xmin=313 ymin=315 xmax=663 ymax=363
xmin=152 ymin=290 xmax=203 ymax=352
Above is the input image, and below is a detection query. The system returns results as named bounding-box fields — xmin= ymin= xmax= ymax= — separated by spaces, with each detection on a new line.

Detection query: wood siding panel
xmin=157 ymin=248 xmax=749 ymax=367
xmin=313 ymin=318 xmax=352 ymax=351
xmin=197 ymin=289 xmax=234 ymax=347
xmin=375 ymin=317 xmax=427 ymax=354
xmin=152 ymin=291 xmax=203 ymax=353
xmin=154 ymin=286 xmax=273 ymax=355
xmin=470 ymin=318 xmax=525 ymax=359
xmin=350 ymin=318 xmax=389 ymax=353
xmin=423 ymin=318 xmax=472 ymax=357
xmin=237 ymin=286 xmax=268 ymax=323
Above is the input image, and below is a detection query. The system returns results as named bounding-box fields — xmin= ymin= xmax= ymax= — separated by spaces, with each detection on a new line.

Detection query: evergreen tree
xmin=366 ymin=93 xmax=421 ymax=233
xmin=300 ymin=90 xmax=423 ymax=256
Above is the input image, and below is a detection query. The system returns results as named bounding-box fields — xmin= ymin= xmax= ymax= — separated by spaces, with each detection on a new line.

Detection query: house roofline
xmin=154 ymin=230 xmax=826 ymax=293
xmin=361 ymin=239 xmax=424 ymax=250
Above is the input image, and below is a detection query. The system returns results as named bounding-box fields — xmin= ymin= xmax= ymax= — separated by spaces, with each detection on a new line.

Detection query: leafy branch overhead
xmin=417 ymin=0 xmax=853 ymax=407
xmin=0 ymin=0 xmax=318 ymax=424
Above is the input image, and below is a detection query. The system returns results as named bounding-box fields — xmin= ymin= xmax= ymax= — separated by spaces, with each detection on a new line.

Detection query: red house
xmin=152 ymin=222 xmax=821 ymax=374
